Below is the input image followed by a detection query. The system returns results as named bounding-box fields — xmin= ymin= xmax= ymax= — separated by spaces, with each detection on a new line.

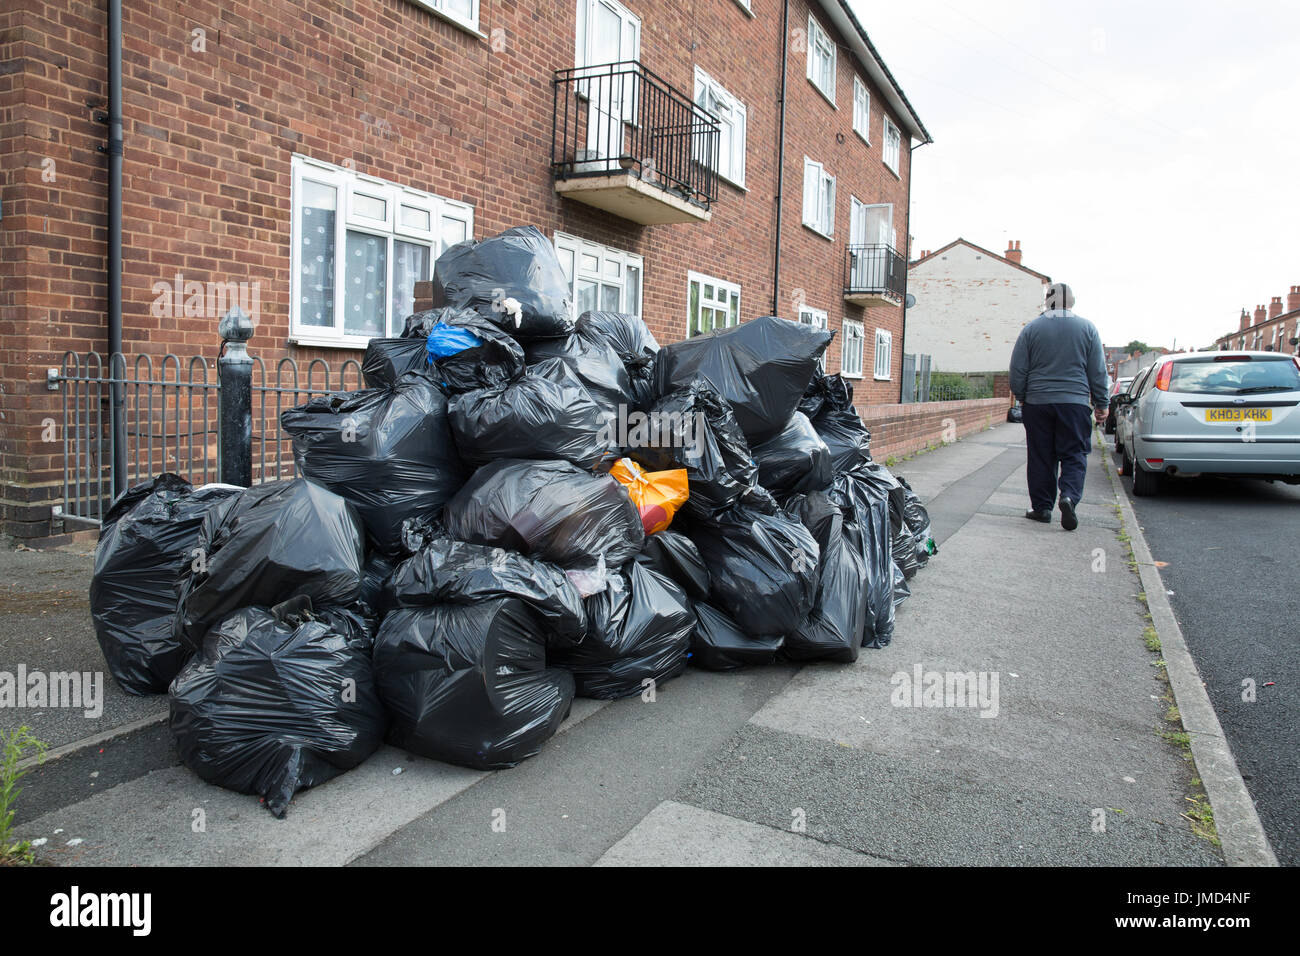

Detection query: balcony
xmin=844 ymin=244 xmax=907 ymax=306
xmin=552 ymin=61 xmax=721 ymax=225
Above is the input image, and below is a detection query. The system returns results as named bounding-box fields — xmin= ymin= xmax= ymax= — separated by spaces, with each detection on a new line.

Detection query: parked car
xmin=1115 ymin=351 xmax=1300 ymax=496
xmin=1115 ymin=365 xmax=1154 ymax=460
xmin=1105 ymin=377 xmax=1133 ymax=434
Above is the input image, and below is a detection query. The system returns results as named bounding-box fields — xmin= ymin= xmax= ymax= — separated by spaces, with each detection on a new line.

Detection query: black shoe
xmin=1059 ymin=496 xmax=1078 ymax=531
xmin=1024 ymin=509 xmax=1051 ymax=523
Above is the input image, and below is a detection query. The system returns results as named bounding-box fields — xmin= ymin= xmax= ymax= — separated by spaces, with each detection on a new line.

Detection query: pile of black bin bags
xmin=87 ymin=225 xmax=939 ymax=817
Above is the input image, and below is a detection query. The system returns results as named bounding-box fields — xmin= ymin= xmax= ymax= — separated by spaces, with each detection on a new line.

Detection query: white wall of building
xmin=904 ymin=243 xmax=1048 ymax=373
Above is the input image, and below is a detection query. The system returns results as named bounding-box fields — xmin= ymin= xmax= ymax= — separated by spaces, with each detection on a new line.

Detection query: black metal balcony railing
xmin=552 ymin=61 xmax=721 ymax=211
xmin=844 ymin=244 xmax=907 ymax=301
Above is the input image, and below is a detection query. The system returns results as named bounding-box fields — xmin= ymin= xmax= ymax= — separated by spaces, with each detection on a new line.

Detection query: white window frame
xmin=687 ymin=271 xmax=741 ymax=338
xmin=289 ymin=155 xmax=473 ymax=348
xmin=841 ymin=319 xmax=865 ymax=378
xmin=852 ymin=76 xmax=871 ymax=143
xmin=554 ymin=232 xmax=644 ymax=321
xmin=874 ymin=328 xmax=893 ymax=381
xmin=882 ymin=115 xmax=902 ymax=175
xmin=806 ymin=14 xmax=836 ymax=106
xmin=406 ymin=0 xmax=480 ymax=35
xmin=694 ymin=67 xmax=747 ymax=189
xmin=800 ymin=306 xmax=829 ymax=371
xmin=802 ymin=157 xmax=835 ymax=239
xmin=576 ymin=0 xmax=641 ymax=71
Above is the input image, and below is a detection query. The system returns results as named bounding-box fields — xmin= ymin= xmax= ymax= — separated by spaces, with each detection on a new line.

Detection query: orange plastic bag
xmin=610 ymin=458 xmax=689 ymax=535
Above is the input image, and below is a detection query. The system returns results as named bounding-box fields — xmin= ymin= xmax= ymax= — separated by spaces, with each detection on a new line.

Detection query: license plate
xmin=1206 ymin=408 xmax=1272 ymax=422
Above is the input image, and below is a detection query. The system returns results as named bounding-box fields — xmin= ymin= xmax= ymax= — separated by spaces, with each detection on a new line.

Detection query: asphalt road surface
xmin=1112 ymin=440 xmax=1300 ymax=865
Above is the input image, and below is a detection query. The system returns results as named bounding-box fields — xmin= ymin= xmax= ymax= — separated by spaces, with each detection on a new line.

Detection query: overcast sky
xmin=855 ymin=0 xmax=1300 ymax=350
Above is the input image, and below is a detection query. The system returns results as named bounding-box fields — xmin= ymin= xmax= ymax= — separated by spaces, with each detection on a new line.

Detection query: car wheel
xmin=1132 ymin=461 xmax=1162 ymax=497
xmin=1119 ymin=443 xmax=1133 ymax=477
xmin=1105 ymin=413 xmax=1116 ymax=434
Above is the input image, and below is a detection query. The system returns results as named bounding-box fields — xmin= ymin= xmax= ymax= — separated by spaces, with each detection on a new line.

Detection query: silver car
xmin=1116 ymin=351 xmax=1300 ymax=496
xmin=1114 ymin=364 xmax=1154 ymax=457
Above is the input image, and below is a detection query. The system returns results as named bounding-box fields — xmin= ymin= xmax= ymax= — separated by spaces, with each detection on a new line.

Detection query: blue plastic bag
xmin=426 ymin=321 xmax=483 ymax=361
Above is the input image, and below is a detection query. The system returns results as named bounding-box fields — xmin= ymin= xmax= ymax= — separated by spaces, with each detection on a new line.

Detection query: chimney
xmin=1005 ymin=240 xmax=1022 ymax=265
xmin=1240 ymin=308 xmax=1250 ymax=332
xmin=1288 ymin=286 xmax=1300 ymax=314
xmin=1255 ymin=304 xmax=1267 ymax=326
xmin=1268 ymin=296 xmax=1284 ymax=320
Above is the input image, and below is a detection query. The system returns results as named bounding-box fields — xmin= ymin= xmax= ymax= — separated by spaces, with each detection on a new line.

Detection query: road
xmin=1111 ymin=438 xmax=1300 ymax=865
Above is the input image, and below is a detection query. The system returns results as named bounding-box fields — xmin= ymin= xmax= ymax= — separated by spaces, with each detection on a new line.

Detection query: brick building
xmin=1216 ymin=287 xmax=1300 ymax=355
xmin=902 ymin=238 xmax=1051 ymax=375
xmin=1 ymin=0 xmax=937 ymax=539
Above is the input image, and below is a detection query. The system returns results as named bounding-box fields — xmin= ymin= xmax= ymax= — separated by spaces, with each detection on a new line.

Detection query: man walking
xmin=1009 ymin=282 xmax=1109 ymax=531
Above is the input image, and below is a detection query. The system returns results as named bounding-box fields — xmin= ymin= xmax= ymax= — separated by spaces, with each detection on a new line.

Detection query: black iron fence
xmin=51 ymin=313 xmax=360 ymax=525
xmin=844 ymin=243 xmax=907 ymax=302
xmin=552 ymin=60 xmax=721 ymax=211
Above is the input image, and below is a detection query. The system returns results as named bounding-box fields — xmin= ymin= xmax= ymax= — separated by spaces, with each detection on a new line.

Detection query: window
xmin=883 ymin=116 xmax=902 ymax=175
xmin=852 ymin=76 xmax=870 ymax=142
xmin=407 ymin=0 xmax=479 ymax=33
xmin=806 ymin=15 xmax=836 ymax=104
xmin=694 ymin=68 xmax=747 ymax=188
xmin=290 ymin=155 xmax=472 ymax=346
xmin=802 ymin=157 xmax=835 ymax=238
xmin=800 ymin=307 xmax=829 ymax=370
xmin=841 ymin=319 xmax=864 ymax=377
xmin=554 ymin=233 xmax=643 ymax=320
xmin=873 ymin=328 xmax=892 ymax=380
xmin=687 ymin=272 xmax=740 ymax=338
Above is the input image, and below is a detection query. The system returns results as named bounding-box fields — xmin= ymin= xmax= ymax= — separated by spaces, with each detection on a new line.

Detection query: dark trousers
xmin=1021 ymin=402 xmax=1092 ymax=512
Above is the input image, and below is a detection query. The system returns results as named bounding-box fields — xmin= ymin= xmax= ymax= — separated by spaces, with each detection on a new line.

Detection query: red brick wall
xmin=864 ymin=397 xmax=1010 ymax=463
xmin=2 ymin=0 xmax=915 ymax=535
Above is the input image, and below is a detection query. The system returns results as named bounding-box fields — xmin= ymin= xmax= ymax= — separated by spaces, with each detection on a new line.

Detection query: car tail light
xmin=1153 ymin=361 xmax=1173 ymax=390
xmin=1145 ymin=459 xmax=1164 ymax=466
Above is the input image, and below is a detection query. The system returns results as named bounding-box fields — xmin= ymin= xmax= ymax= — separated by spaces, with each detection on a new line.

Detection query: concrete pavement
xmin=8 ymin=423 xmax=1238 ymax=865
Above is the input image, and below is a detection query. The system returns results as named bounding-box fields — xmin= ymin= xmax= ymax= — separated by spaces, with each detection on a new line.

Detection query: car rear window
xmin=1169 ymin=357 xmax=1300 ymax=395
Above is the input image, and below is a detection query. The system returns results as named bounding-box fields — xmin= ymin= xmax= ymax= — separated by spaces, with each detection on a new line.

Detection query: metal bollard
xmin=217 ymin=307 xmax=254 ymax=487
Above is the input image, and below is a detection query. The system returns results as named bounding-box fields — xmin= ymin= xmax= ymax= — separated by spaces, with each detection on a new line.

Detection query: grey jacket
xmin=1009 ymin=309 xmax=1109 ymax=408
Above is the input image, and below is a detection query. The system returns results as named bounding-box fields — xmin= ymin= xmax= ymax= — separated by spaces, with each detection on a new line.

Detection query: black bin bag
xmin=635 ymin=530 xmax=709 ymax=602
xmin=174 ymin=478 xmax=366 ymax=652
xmin=782 ymin=492 xmax=867 ymax=663
xmin=807 ymin=375 xmax=872 ymax=474
xmin=90 ymin=474 xmax=241 ymax=695
xmin=688 ymin=503 xmax=819 ymax=638
xmin=550 ymin=561 xmax=693 ymax=700
xmin=899 ymin=477 xmax=937 ymax=566
xmin=372 ymin=599 xmax=575 ymax=770
xmin=432 ymin=226 xmax=574 ymax=340
xmin=653 ymin=315 xmax=834 ymax=444
xmin=752 ymin=411 xmax=832 ymax=494
xmin=408 ymin=306 xmax=527 ymax=394
xmin=689 ymin=602 xmax=784 ymax=672
xmin=525 ymin=330 xmax=635 ymax=416
xmin=169 ymin=599 xmax=387 ymax=818
xmin=576 ymin=310 xmax=659 ymax=410
xmin=633 ymin=381 xmax=774 ymax=519
xmin=443 ymin=459 xmax=644 ymax=571
xmin=359 ymin=551 xmax=395 ymax=615
xmin=281 ymin=371 xmax=467 ymax=556
xmin=828 ymin=464 xmax=896 ymax=648
xmin=361 ymin=337 xmax=429 ymax=389
xmin=447 ymin=359 xmax=616 ymax=470
xmin=390 ymin=519 xmax=586 ymax=650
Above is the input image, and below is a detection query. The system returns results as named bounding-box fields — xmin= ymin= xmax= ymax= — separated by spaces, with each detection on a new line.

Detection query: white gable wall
xmin=904 ymin=244 xmax=1049 ymax=373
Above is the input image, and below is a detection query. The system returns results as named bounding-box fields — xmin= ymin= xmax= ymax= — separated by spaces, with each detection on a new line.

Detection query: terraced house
xmin=1 ymin=0 xmax=936 ymax=541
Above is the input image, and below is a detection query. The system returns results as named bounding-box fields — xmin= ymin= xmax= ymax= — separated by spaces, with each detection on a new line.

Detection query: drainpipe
xmin=899 ymin=137 xmax=925 ymax=404
xmin=771 ymin=0 xmax=790 ymax=316
xmin=106 ymin=0 xmax=126 ymax=496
